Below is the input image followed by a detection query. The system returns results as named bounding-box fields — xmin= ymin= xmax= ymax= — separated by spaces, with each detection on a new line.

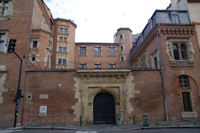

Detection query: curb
xmin=7 ymin=125 xmax=200 ymax=131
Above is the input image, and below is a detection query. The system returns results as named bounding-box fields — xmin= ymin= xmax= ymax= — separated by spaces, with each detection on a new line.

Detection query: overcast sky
xmin=44 ymin=0 xmax=171 ymax=43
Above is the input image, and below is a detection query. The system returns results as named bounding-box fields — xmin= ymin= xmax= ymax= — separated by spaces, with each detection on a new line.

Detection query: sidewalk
xmin=7 ymin=121 xmax=200 ymax=131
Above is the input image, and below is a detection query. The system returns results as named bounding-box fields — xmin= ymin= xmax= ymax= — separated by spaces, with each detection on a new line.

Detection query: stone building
xmin=0 ymin=0 xmax=200 ymax=127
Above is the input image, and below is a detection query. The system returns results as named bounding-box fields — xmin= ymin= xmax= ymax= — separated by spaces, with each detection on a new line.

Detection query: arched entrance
xmin=93 ymin=92 xmax=116 ymax=124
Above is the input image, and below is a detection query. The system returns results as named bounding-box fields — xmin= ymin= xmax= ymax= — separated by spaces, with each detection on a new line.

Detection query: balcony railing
xmin=130 ymin=10 xmax=192 ymax=58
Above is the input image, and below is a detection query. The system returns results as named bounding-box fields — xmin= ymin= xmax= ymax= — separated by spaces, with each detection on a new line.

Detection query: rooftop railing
xmin=130 ymin=10 xmax=191 ymax=58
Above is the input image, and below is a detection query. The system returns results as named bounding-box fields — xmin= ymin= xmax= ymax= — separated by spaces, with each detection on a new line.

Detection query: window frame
xmin=109 ymin=64 xmax=116 ymax=69
xmin=0 ymin=32 xmax=5 ymax=52
xmin=94 ymin=64 xmax=101 ymax=69
xmin=109 ymin=47 xmax=115 ymax=56
xmin=80 ymin=47 xmax=86 ymax=56
xmin=166 ymin=39 xmax=194 ymax=66
xmin=178 ymin=75 xmax=193 ymax=112
xmin=94 ymin=47 xmax=101 ymax=56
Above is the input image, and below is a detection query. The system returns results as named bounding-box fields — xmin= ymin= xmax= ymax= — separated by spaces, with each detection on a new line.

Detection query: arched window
xmin=173 ymin=44 xmax=179 ymax=60
xmin=178 ymin=75 xmax=192 ymax=112
xmin=181 ymin=43 xmax=187 ymax=60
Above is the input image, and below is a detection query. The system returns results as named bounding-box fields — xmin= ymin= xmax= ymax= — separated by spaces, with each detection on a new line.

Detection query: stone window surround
xmin=0 ymin=30 xmax=8 ymax=53
xmin=151 ymin=50 xmax=160 ymax=69
xmin=166 ymin=38 xmax=194 ymax=66
xmin=31 ymin=38 xmax=40 ymax=49
xmin=59 ymin=26 xmax=68 ymax=35
xmin=177 ymin=75 xmax=197 ymax=118
xmin=57 ymin=46 xmax=67 ymax=53
xmin=29 ymin=52 xmax=39 ymax=65
xmin=0 ymin=0 xmax=13 ymax=20
xmin=57 ymin=57 xmax=67 ymax=65
xmin=120 ymin=55 xmax=126 ymax=62
xmin=0 ymin=65 xmax=7 ymax=104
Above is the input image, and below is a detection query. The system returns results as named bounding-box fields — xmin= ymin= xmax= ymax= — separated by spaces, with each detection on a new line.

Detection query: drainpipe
xmin=156 ymin=24 xmax=168 ymax=122
xmin=21 ymin=0 xmax=36 ymax=126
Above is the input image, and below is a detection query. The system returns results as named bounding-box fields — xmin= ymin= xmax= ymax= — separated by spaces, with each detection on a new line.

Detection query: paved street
xmin=0 ymin=128 xmax=200 ymax=133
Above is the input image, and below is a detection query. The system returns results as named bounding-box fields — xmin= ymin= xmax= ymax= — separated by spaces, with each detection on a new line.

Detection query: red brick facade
xmin=0 ymin=0 xmax=200 ymax=127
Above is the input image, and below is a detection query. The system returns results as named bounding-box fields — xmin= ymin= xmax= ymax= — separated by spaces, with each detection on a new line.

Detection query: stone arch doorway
xmin=93 ymin=92 xmax=116 ymax=124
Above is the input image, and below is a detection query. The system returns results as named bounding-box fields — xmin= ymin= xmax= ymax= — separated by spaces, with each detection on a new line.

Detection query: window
xmin=179 ymin=75 xmax=190 ymax=89
xmin=0 ymin=33 xmax=5 ymax=52
xmin=120 ymin=34 xmax=124 ymax=39
xmin=63 ymin=28 xmax=67 ymax=34
xmin=121 ymin=56 xmax=124 ymax=62
xmin=167 ymin=39 xmax=193 ymax=65
xmin=178 ymin=75 xmax=193 ymax=112
xmin=173 ymin=44 xmax=179 ymax=60
xmin=80 ymin=64 xmax=85 ymax=69
xmin=181 ymin=44 xmax=187 ymax=60
xmin=33 ymin=41 xmax=38 ymax=48
xmin=109 ymin=47 xmax=115 ymax=56
xmin=154 ymin=57 xmax=158 ymax=69
xmin=182 ymin=92 xmax=192 ymax=112
xmin=59 ymin=47 xmax=62 ymax=52
xmin=80 ymin=47 xmax=86 ymax=56
xmin=94 ymin=47 xmax=101 ymax=56
xmin=63 ymin=47 xmax=67 ymax=53
xmin=120 ymin=45 xmax=124 ymax=51
xmin=59 ymin=28 xmax=63 ymax=34
xmin=58 ymin=58 xmax=62 ymax=64
xmin=0 ymin=1 xmax=8 ymax=16
xmin=64 ymin=37 xmax=67 ymax=43
xmin=94 ymin=64 xmax=101 ymax=69
xmin=29 ymin=53 xmax=38 ymax=65
xmin=59 ymin=37 xmax=63 ymax=42
xmin=170 ymin=11 xmax=180 ymax=24
xmin=109 ymin=64 xmax=116 ymax=69
xmin=63 ymin=59 xmax=66 ymax=65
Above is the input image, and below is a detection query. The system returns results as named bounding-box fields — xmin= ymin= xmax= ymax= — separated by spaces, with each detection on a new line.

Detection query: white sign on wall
xmin=39 ymin=105 xmax=47 ymax=117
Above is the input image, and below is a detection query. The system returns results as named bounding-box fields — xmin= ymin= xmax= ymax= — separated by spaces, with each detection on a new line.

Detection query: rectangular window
xmin=95 ymin=47 xmax=101 ymax=56
xmin=109 ymin=64 xmax=116 ymax=69
xmin=63 ymin=47 xmax=67 ymax=53
xmin=80 ymin=47 xmax=86 ymax=56
xmin=63 ymin=28 xmax=67 ymax=34
xmin=64 ymin=37 xmax=67 ymax=43
xmin=63 ymin=59 xmax=66 ymax=65
xmin=33 ymin=41 xmax=38 ymax=48
xmin=182 ymin=92 xmax=192 ymax=112
xmin=109 ymin=47 xmax=115 ymax=56
xmin=59 ymin=28 xmax=63 ymax=34
xmin=0 ymin=33 xmax=5 ymax=52
xmin=59 ymin=47 xmax=62 ymax=52
xmin=154 ymin=57 xmax=158 ymax=69
xmin=58 ymin=58 xmax=62 ymax=64
xmin=179 ymin=76 xmax=190 ymax=89
xmin=59 ymin=37 xmax=63 ymax=42
xmin=3 ymin=2 xmax=8 ymax=16
xmin=80 ymin=64 xmax=85 ymax=69
xmin=94 ymin=64 xmax=101 ymax=69
xmin=0 ymin=1 xmax=9 ymax=16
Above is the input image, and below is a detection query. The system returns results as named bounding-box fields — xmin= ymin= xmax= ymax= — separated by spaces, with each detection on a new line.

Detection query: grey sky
xmin=44 ymin=0 xmax=170 ymax=42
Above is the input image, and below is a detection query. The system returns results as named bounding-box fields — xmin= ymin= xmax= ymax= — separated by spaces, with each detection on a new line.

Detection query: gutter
xmin=21 ymin=0 xmax=36 ymax=126
xmin=156 ymin=24 xmax=168 ymax=122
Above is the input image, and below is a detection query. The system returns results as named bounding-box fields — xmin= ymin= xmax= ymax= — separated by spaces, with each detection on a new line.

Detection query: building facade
xmin=0 ymin=0 xmax=200 ymax=127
